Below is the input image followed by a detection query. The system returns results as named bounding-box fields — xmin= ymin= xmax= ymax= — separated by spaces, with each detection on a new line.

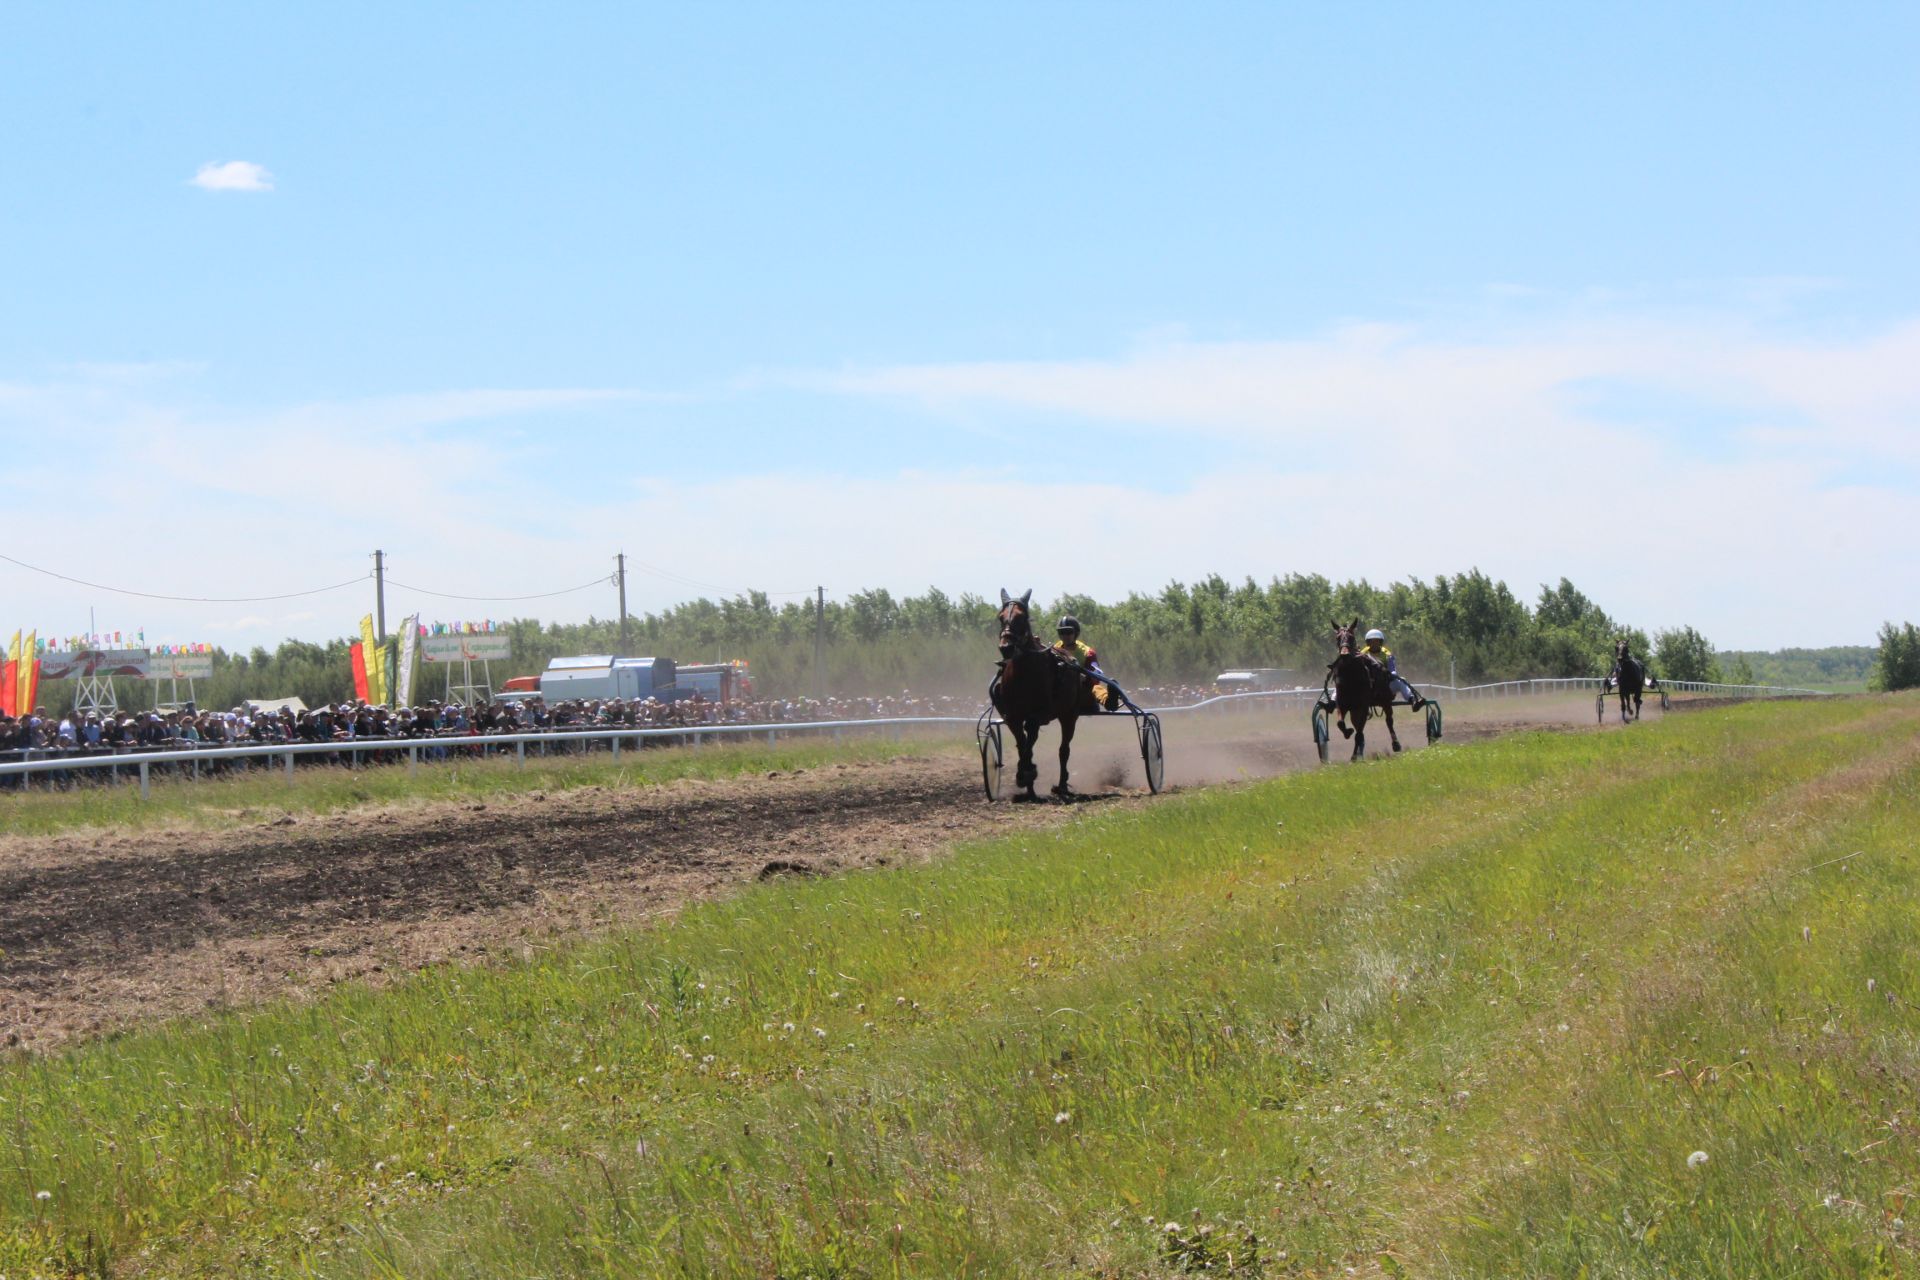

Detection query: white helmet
xmin=1364 ymin=628 xmax=1386 ymax=642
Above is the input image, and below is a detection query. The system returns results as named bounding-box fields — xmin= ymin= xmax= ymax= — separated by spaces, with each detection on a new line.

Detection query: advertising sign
xmin=147 ymin=652 xmax=215 ymax=680
xmin=394 ymin=613 xmax=421 ymax=706
xmin=36 ymin=647 xmax=151 ymax=680
xmin=420 ymin=634 xmax=513 ymax=664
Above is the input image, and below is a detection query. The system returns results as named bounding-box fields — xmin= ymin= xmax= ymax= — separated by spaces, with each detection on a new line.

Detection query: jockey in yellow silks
xmin=1052 ymin=616 xmax=1120 ymax=710
xmin=1360 ymin=629 xmax=1426 ymax=708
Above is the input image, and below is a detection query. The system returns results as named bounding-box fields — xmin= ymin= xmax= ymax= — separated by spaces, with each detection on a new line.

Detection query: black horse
xmin=1603 ymin=637 xmax=1656 ymax=723
xmin=1329 ymin=618 xmax=1403 ymax=758
xmin=990 ymin=589 xmax=1098 ymax=801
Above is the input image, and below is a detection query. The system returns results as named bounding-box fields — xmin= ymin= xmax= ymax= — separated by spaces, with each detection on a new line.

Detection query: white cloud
xmin=790 ymin=311 xmax=1920 ymax=646
xmin=189 ymin=160 xmax=274 ymax=193
xmin=821 ymin=317 xmax=1920 ymax=466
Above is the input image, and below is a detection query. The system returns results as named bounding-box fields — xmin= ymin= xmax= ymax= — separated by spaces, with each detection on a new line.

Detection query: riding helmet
xmin=1056 ymin=616 xmax=1081 ymax=636
xmin=1365 ymin=628 xmax=1386 ymax=642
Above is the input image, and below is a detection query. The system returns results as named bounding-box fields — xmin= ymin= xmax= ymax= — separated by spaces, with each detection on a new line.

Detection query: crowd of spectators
xmin=1 ymin=683 xmax=1227 ymax=784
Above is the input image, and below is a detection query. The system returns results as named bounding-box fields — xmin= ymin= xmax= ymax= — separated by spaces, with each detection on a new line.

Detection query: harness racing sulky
xmin=1312 ymin=620 xmax=1442 ymax=763
xmin=977 ymin=589 xmax=1164 ymax=802
xmin=1597 ymin=637 xmax=1668 ymax=723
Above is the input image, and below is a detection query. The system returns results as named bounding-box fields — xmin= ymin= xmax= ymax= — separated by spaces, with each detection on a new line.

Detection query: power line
xmin=2 ymin=547 xmax=812 ymax=612
xmin=382 ymin=574 xmax=615 ymax=603
xmin=621 ymin=556 xmax=810 ymax=597
xmin=0 ymin=552 xmax=369 ymax=603
xmin=621 ymin=556 xmax=737 ymax=593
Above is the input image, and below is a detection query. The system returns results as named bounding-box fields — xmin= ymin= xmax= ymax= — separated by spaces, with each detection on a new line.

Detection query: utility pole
xmin=616 ymin=552 xmax=630 ymax=656
xmin=813 ymin=585 xmax=825 ymax=702
xmin=373 ymin=549 xmax=387 ymax=643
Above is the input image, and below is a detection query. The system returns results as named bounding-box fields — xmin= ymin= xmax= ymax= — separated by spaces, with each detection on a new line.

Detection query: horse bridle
xmin=998 ymin=602 xmax=1037 ymax=659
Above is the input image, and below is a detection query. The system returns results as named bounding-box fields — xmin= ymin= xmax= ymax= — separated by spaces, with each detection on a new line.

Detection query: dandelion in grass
xmin=35 ymin=1190 xmax=51 ymax=1201
xmin=1688 ymin=1151 xmax=1709 ymax=1168
xmin=1054 ymin=1111 xmax=1072 ymax=1125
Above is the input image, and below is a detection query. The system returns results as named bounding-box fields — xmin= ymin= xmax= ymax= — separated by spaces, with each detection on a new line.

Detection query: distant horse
xmin=1329 ymin=618 xmax=1403 ymax=759
xmin=1604 ymin=637 xmax=1654 ymax=723
xmin=990 ymin=589 xmax=1097 ymax=800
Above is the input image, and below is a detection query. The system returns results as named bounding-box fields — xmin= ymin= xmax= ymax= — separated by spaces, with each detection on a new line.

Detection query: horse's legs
xmin=1052 ymin=715 xmax=1077 ymax=799
xmin=1014 ymin=719 xmax=1040 ymax=798
xmin=1336 ymin=707 xmax=1353 ymax=739
xmin=1632 ymin=692 xmax=1643 ymax=721
xmin=1385 ymin=703 xmax=1402 ymax=752
xmin=1351 ymin=706 xmax=1368 ymax=760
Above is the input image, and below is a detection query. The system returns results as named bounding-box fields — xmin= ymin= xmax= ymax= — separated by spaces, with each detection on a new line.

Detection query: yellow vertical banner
xmin=358 ymin=614 xmax=388 ymax=704
xmin=18 ymin=631 xmax=36 ymax=714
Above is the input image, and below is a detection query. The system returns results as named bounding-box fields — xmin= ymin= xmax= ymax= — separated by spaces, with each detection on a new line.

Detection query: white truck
xmin=536 ymin=655 xmax=680 ymax=702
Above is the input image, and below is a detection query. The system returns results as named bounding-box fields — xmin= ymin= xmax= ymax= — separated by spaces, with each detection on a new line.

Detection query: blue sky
xmin=3 ymin=4 xmax=1916 ymax=651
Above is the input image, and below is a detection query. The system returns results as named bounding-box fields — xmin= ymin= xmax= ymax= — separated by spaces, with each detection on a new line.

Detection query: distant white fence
xmin=0 ymin=678 xmax=1835 ymax=800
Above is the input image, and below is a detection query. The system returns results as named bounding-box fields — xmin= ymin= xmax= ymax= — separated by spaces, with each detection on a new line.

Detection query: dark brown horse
xmin=1329 ymin=618 xmax=1402 ymax=758
xmin=990 ymin=589 xmax=1097 ymax=800
xmin=1604 ymin=637 xmax=1654 ymax=723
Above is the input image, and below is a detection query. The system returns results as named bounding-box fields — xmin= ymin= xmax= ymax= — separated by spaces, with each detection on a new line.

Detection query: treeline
xmin=1716 ymin=646 xmax=1876 ymax=691
xmin=30 ymin=569 xmax=1773 ymax=713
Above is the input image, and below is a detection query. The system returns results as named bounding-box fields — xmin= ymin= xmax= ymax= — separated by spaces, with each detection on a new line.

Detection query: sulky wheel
xmin=1425 ymin=700 xmax=1443 ymax=745
xmin=980 ymin=721 xmax=1005 ymax=801
xmin=1138 ymin=713 xmax=1165 ymax=794
xmin=1312 ymin=702 xmax=1331 ymax=764
xmin=1595 ymin=692 xmax=1607 ymax=725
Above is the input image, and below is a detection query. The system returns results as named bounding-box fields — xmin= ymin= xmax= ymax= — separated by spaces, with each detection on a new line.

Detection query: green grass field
xmin=4 ymin=695 xmax=1918 ymax=1278
xmin=0 ymin=731 xmax=963 ymax=839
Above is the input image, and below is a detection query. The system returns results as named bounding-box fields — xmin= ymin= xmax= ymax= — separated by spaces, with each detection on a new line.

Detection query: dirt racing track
xmin=0 ymin=694 xmax=1657 ymax=1051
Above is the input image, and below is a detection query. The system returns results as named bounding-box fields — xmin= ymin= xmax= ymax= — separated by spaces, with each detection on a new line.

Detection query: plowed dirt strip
xmin=0 ymin=757 xmax=1078 ymax=1050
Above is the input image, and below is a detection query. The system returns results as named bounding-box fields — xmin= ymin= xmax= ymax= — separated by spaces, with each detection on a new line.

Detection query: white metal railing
xmin=0 ymin=718 xmax=974 ymax=800
xmin=0 ymin=678 xmax=1836 ymax=800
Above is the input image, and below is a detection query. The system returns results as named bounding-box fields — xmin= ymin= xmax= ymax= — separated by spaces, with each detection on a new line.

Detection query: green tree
xmin=1655 ymin=625 xmax=1721 ymax=683
xmin=1871 ymin=621 xmax=1920 ymax=692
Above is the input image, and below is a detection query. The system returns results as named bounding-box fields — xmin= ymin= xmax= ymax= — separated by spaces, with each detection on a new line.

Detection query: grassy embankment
xmin=4 ymin=695 xmax=1919 ymax=1277
xmin=0 ymin=731 xmax=966 ymax=840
